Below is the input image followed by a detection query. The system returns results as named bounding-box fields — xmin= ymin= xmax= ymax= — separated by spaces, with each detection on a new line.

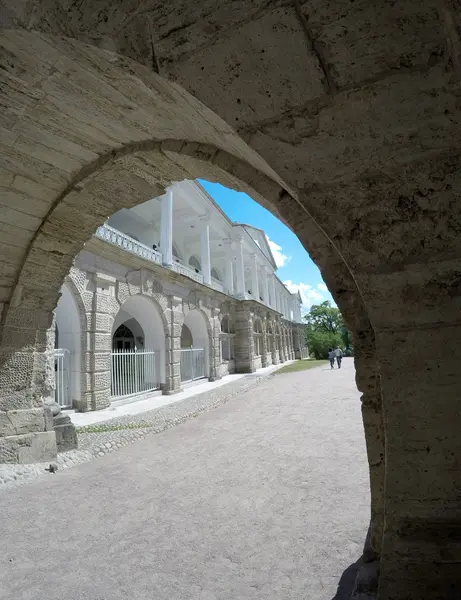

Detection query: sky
xmin=199 ymin=180 xmax=335 ymax=315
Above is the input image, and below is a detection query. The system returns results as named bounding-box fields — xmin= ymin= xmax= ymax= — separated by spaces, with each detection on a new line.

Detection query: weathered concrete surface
xmin=0 ymin=362 xmax=368 ymax=600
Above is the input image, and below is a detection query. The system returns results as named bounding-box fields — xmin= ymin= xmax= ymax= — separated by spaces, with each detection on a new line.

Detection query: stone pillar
xmin=80 ymin=273 xmax=115 ymax=411
xmin=376 ymin=326 xmax=461 ymax=598
xmin=251 ymin=254 xmax=260 ymax=301
xmin=200 ymin=215 xmax=211 ymax=286
xmin=261 ymin=318 xmax=269 ymax=367
xmin=0 ymin=307 xmax=57 ymax=464
xmin=160 ymin=189 xmax=173 ymax=267
xmin=163 ymin=295 xmax=183 ymax=395
xmin=235 ymin=236 xmax=246 ymax=298
xmin=224 ymin=239 xmax=234 ymax=295
xmin=233 ymin=303 xmax=255 ymax=373
xmin=263 ymin=267 xmax=270 ymax=306
xmin=208 ymin=307 xmax=222 ymax=381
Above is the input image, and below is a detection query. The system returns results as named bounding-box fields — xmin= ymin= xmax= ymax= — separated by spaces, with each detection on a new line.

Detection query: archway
xmin=54 ymin=282 xmax=82 ymax=408
xmin=180 ymin=310 xmax=210 ymax=382
xmin=111 ymin=295 xmax=166 ymax=398
xmin=220 ymin=315 xmax=235 ymax=374
xmin=0 ymin=25 xmax=385 ymax=593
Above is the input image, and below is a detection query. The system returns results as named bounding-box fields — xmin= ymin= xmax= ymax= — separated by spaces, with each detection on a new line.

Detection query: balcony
xmin=95 ymin=224 xmax=163 ymax=265
xmin=170 ymin=260 xmax=204 ymax=284
xmin=94 ymin=225 xmax=298 ymax=322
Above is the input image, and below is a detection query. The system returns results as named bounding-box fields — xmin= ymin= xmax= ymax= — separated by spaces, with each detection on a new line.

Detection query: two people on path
xmin=328 ymin=346 xmax=343 ymax=369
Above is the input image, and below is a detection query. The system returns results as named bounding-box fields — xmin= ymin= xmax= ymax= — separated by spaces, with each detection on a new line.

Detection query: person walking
xmin=335 ymin=346 xmax=343 ymax=369
xmin=328 ymin=347 xmax=335 ymax=369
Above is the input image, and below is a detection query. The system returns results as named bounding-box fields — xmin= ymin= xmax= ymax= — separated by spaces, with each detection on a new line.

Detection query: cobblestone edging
xmin=0 ymin=372 xmax=273 ymax=491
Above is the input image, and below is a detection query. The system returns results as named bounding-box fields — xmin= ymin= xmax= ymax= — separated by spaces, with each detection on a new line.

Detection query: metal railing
xmin=54 ymin=348 xmax=72 ymax=408
xmin=111 ymin=349 xmax=159 ymax=398
xmin=180 ymin=348 xmax=206 ymax=382
xmin=96 ymin=224 xmax=163 ymax=265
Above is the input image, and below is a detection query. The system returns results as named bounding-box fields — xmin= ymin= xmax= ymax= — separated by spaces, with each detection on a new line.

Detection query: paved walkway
xmin=0 ymin=359 xmax=369 ymax=600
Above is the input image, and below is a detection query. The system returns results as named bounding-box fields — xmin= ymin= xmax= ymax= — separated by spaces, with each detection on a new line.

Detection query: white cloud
xmin=317 ymin=282 xmax=328 ymax=292
xmin=284 ymin=280 xmax=327 ymax=315
xmin=266 ymin=236 xmax=290 ymax=268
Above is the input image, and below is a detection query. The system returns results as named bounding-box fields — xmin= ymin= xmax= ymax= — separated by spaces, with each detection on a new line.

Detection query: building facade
xmin=53 ymin=181 xmax=307 ymax=412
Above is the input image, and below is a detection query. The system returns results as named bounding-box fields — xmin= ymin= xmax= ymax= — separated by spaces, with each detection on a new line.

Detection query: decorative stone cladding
xmin=56 ymin=249 xmax=306 ymax=419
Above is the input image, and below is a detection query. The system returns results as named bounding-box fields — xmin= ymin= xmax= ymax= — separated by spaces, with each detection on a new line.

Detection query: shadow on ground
xmin=330 ymin=558 xmax=362 ymax=599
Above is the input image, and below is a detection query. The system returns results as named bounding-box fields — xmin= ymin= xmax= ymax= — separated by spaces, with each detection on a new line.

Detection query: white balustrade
xmin=96 ymin=224 xmax=163 ymax=265
xmin=170 ymin=260 xmax=204 ymax=284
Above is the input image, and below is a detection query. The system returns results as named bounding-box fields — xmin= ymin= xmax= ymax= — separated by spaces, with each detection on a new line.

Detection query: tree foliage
xmin=303 ymin=301 xmax=353 ymax=359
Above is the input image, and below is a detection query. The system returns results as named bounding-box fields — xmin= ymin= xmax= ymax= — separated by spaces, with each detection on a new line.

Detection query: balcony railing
xmin=94 ymin=225 xmax=299 ymax=323
xmin=95 ymin=224 xmax=163 ymax=265
xmin=210 ymin=277 xmax=225 ymax=293
xmin=170 ymin=260 xmax=204 ymax=284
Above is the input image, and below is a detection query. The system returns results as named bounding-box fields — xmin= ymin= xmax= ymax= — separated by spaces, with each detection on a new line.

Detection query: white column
xmin=224 ymin=239 xmax=234 ymax=295
xmin=235 ymin=236 xmax=245 ymax=297
xmin=251 ymin=254 xmax=260 ymax=300
xmin=271 ymin=276 xmax=276 ymax=309
xmin=200 ymin=215 xmax=211 ymax=285
xmin=160 ymin=189 xmax=173 ymax=266
xmin=263 ymin=267 xmax=270 ymax=306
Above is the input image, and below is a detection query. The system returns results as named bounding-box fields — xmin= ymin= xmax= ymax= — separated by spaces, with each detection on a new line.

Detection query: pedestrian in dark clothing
xmin=328 ymin=348 xmax=335 ymax=369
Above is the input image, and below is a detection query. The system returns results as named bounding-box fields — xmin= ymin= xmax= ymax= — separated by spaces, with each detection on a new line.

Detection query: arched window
xmin=180 ymin=324 xmax=193 ymax=349
xmin=113 ymin=324 xmax=135 ymax=351
xmin=211 ymin=267 xmax=222 ymax=282
xmin=220 ymin=315 xmax=235 ymax=361
xmin=267 ymin=323 xmax=274 ymax=353
xmin=253 ymin=318 xmax=263 ymax=356
xmin=188 ymin=255 xmax=201 ymax=273
xmin=172 ymin=243 xmax=182 ymax=261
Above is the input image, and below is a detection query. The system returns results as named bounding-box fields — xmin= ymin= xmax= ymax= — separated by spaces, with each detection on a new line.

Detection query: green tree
xmin=303 ymin=300 xmax=353 ymax=359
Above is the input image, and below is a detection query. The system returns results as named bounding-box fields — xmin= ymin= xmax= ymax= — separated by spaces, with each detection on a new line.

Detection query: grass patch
xmin=77 ymin=422 xmax=153 ymax=434
xmin=275 ymin=359 xmax=328 ymax=374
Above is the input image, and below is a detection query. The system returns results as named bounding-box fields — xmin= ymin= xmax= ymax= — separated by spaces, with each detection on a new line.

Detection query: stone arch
xmin=0 ymin=25 xmax=382 ymax=587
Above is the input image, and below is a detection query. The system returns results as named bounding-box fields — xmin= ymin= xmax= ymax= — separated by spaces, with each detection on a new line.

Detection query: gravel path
xmin=0 ymin=359 xmax=369 ymax=600
xmin=0 ymin=372 xmax=272 ymax=490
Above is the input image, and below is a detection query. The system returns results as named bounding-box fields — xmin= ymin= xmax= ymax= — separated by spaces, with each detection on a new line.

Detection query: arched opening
xmin=180 ymin=310 xmax=210 ymax=383
xmin=113 ymin=323 xmax=136 ymax=351
xmin=253 ymin=318 xmax=263 ymax=367
xmin=211 ymin=267 xmax=222 ymax=282
xmin=54 ymin=282 xmax=82 ymax=409
xmin=188 ymin=255 xmax=201 ymax=274
xmin=220 ymin=315 xmax=235 ymax=374
xmin=111 ymin=295 xmax=166 ymax=398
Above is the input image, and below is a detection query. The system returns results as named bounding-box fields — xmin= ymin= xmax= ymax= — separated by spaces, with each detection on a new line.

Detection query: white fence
xmin=111 ymin=349 xmax=159 ymax=398
xmin=180 ymin=348 xmax=206 ymax=382
xmin=54 ymin=348 xmax=72 ymax=408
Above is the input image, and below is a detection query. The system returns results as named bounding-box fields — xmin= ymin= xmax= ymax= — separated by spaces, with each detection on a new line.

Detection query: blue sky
xmin=199 ymin=180 xmax=335 ymax=314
